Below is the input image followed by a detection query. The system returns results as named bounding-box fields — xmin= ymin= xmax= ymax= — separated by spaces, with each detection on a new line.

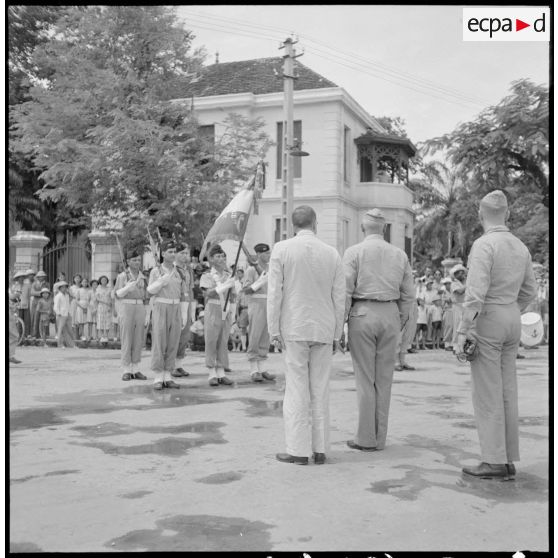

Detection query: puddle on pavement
xmin=44 ymin=469 xmax=80 ymax=477
xmin=10 ymin=408 xmax=71 ymax=432
xmin=10 ymin=542 xmax=43 ymax=552
xmin=75 ymin=421 xmax=227 ymax=457
xmin=425 ymin=394 xmax=462 ymax=404
xmin=403 ymin=434 xmax=479 ymax=468
xmin=367 ymin=465 xmax=547 ymax=504
xmin=196 ymin=471 xmax=244 ymax=484
xmin=71 ymin=421 xmax=225 ymax=438
xmin=429 ymin=410 xmax=474 ymax=421
xmin=518 ymin=416 xmax=548 ymax=427
xmin=453 ymin=421 xmax=476 ymax=429
xmin=105 ymin=514 xmax=274 ymax=551
xmin=235 ymin=398 xmax=282 ymax=417
xmin=120 ymin=490 xmax=153 ymax=499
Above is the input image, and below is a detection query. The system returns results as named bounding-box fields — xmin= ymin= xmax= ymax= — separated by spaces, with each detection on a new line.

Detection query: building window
xmin=384 ymin=223 xmax=391 ymax=243
xmin=343 ymin=126 xmax=351 ymax=184
xmin=276 ymin=121 xmax=302 ymax=179
xmin=360 ymin=155 xmax=373 ymax=182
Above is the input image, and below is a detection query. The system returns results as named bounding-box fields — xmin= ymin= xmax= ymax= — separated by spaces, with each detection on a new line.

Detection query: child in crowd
xmin=36 ymin=287 xmax=54 ymax=343
xmin=96 ymin=275 xmax=112 ymax=343
xmin=229 ymin=321 xmax=242 ymax=351
xmin=69 ymin=274 xmax=82 ymax=339
xmin=88 ymin=279 xmax=99 ymax=341
xmin=429 ymin=296 xmax=443 ymax=350
xmin=111 ymin=278 xmax=121 ymax=342
xmin=75 ymin=277 xmax=92 ymax=340
xmin=414 ymin=298 xmax=428 ymax=350
xmin=236 ymin=305 xmax=249 ymax=352
xmin=189 ymin=310 xmax=205 ymax=351
xmin=53 ymin=281 xmax=74 ymax=348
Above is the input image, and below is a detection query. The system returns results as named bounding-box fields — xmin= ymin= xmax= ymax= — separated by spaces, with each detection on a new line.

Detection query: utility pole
xmin=279 ymin=37 xmax=299 ymax=240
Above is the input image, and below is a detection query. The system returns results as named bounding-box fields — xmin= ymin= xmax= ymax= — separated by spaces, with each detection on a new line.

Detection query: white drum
xmin=520 ymin=312 xmax=544 ymax=347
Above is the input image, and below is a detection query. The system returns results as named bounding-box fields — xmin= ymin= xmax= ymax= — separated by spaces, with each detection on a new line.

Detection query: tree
xmin=424 ymin=79 xmax=549 ymax=207
xmin=10 ymin=6 xmax=272 ymax=251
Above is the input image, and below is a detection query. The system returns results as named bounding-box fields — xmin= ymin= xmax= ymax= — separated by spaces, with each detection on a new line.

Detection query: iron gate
xmin=38 ymin=231 xmax=92 ymax=288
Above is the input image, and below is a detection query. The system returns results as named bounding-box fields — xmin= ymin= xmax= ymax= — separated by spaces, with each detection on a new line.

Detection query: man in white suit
xmin=267 ymin=205 xmax=345 ymax=465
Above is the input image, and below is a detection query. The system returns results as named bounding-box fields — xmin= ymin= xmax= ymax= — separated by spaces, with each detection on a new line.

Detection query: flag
xmin=199 ymin=163 xmax=265 ymax=261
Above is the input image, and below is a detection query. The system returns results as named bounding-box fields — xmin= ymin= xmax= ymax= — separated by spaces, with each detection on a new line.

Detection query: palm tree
xmin=411 ymin=160 xmax=474 ymax=264
xmin=8 ymin=167 xmax=45 ymax=236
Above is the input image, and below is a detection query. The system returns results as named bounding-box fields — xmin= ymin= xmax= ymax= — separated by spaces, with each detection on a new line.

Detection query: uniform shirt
xmin=460 ymin=225 xmax=537 ymax=332
xmin=243 ymin=265 xmax=268 ymax=301
xmin=343 ymin=233 xmax=415 ymax=324
xmin=450 ymin=279 xmax=466 ymax=304
xmin=200 ymin=268 xmax=237 ymax=304
xmin=267 ymin=229 xmax=345 ymax=343
xmin=53 ymin=292 xmax=71 ymax=316
xmin=148 ymin=264 xmax=185 ymax=301
xmin=115 ymin=268 xmax=147 ymax=300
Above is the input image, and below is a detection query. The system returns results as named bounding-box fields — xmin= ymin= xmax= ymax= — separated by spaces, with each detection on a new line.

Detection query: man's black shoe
xmin=276 ymin=453 xmax=308 ymax=465
xmin=462 ymin=462 xmax=510 ymax=479
xmin=163 ymin=380 xmax=181 ymax=389
xmin=172 ymin=367 xmax=190 ymax=377
xmin=313 ymin=453 xmax=326 ymax=465
xmin=218 ymin=377 xmax=233 ymax=386
xmin=346 ymin=440 xmax=377 ymax=452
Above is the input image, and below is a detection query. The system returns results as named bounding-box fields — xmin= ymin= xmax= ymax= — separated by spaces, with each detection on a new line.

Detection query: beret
xmin=254 ymin=243 xmax=270 ymax=254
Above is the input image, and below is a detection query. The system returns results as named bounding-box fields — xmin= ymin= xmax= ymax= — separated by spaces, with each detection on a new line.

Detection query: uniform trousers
xmin=31 ymin=298 xmax=41 ymax=338
xmin=443 ymin=307 xmax=454 ymax=345
xmin=151 ymin=301 xmax=181 ymax=381
xmin=396 ymin=300 xmax=417 ymax=360
xmin=204 ymin=302 xmax=232 ymax=378
xmin=56 ymin=315 xmax=75 ymax=347
xmin=247 ymin=299 xmax=269 ymax=362
xmin=283 ymin=340 xmax=331 ymax=457
xmin=470 ymin=303 xmax=521 ymax=463
xmin=120 ymin=303 xmax=146 ymax=372
xmin=348 ymin=301 xmax=400 ymax=449
xmin=452 ymin=303 xmax=464 ymax=347
xmin=176 ymin=314 xmax=192 ymax=362
xmin=9 ymin=311 xmax=19 ymax=357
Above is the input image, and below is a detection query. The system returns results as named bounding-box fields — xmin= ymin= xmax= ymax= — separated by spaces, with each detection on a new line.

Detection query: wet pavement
xmin=9 ymin=345 xmax=549 ymax=552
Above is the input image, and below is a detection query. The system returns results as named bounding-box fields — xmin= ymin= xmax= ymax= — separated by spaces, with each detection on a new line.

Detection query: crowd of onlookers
xmin=8 ymin=260 xmax=549 ymax=357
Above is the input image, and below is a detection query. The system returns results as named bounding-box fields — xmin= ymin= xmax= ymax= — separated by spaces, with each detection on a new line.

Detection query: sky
xmin=175 ymin=5 xmax=550 ymax=143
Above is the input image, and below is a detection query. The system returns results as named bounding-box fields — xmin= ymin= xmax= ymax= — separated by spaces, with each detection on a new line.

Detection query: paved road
xmin=9 ymin=344 xmax=549 ymax=552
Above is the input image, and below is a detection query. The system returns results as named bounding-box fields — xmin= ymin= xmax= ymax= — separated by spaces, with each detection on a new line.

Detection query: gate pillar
xmin=10 ymin=231 xmax=50 ymax=273
xmin=88 ymin=230 xmax=123 ymax=283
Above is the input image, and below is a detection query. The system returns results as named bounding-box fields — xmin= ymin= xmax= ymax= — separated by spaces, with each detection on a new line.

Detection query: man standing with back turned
xmin=343 ymin=209 xmax=415 ymax=452
xmin=456 ymin=190 xmax=537 ymax=479
xmin=267 ymin=206 xmax=345 ymax=465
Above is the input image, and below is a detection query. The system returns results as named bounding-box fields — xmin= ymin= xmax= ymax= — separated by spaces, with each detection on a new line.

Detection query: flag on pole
xmin=199 ymin=162 xmax=265 ymax=261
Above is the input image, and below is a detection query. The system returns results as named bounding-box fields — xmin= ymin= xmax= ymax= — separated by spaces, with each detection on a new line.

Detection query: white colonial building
xmin=178 ymin=57 xmax=416 ymax=262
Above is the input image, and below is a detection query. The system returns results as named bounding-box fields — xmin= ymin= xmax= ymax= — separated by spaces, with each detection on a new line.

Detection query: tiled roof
xmin=186 ymin=57 xmax=338 ymax=97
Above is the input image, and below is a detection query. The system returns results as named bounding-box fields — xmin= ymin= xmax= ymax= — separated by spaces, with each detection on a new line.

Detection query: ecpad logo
xmin=463 ymin=8 xmax=550 ymax=42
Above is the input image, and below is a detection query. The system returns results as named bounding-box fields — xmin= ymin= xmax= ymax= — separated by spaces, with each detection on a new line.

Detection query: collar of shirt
xmin=364 ymin=234 xmax=384 ymax=241
xmin=295 ymin=229 xmax=315 ymax=237
xmin=484 ymin=225 xmax=509 ymax=235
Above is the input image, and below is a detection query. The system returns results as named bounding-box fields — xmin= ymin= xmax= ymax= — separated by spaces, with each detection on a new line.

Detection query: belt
xmin=352 ymin=298 xmax=396 ymax=303
xmin=207 ymin=299 xmax=222 ymax=306
xmin=153 ymin=297 xmax=180 ymax=305
xmin=120 ymin=299 xmax=144 ymax=305
xmin=250 ymin=294 xmax=267 ymax=299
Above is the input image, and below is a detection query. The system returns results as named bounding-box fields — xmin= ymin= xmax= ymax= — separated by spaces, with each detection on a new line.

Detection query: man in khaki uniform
xmin=457 ymin=190 xmax=537 ymax=479
xmin=173 ymin=242 xmax=194 ymax=378
xmin=242 ymin=243 xmax=276 ymax=383
xmin=115 ymin=249 xmax=148 ymax=381
xmin=147 ymin=239 xmax=190 ymax=390
xmin=343 ymin=209 xmax=415 ymax=451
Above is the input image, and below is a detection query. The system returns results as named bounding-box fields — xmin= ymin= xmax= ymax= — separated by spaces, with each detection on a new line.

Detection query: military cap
xmin=364 ymin=208 xmax=385 ymax=223
xmin=126 ymin=248 xmax=143 ymax=260
xmin=36 ymin=270 xmax=47 ymax=278
xmin=480 ymin=190 xmax=508 ymax=211
xmin=174 ymin=241 xmax=189 ymax=253
xmin=208 ymin=244 xmax=225 ymax=257
xmin=254 ymin=243 xmax=270 ymax=254
xmin=160 ymin=238 xmax=177 ymax=252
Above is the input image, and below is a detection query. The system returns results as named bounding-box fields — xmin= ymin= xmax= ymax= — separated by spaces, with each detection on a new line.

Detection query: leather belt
xmin=206 ymin=299 xmax=222 ymax=306
xmin=352 ymin=298 xmax=396 ymax=303
xmin=120 ymin=299 xmax=144 ymax=305
xmin=250 ymin=294 xmax=267 ymax=299
xmin=153 ymin=297 xmax=180 ymax=304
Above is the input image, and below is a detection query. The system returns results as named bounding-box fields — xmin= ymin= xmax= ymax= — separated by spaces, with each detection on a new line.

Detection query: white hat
xmin=40 ymin=287 xmax=50 ymax=294
xmin=54 ymin=280 xmax=69 ymax=289
xmin=199 ymin=311 xmax=205 ymax=317
xmin=36 ymin=270 xmax=47 ymax=278
xmin=450 ymin=264 xmax=467 ymax=278
xmin=13 ymin=270 xmax=26 ymax=279
xmin=441 ymin=277 xmax=452 ymax=284
xmin=25 ymin=268 xmax=36 ymax=276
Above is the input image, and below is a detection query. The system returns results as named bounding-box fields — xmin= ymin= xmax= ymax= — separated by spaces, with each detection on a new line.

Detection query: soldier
xmin=242 ymin=243 xmax=276 ymax=383
xmin=343 ymin=209 xmax=415 ymax=452
xmin=173 ymin=242 xmax=194 ymax=379
xmin=115 ymin=249 xmax=148 ymax=382
xmin=457 ymin=190 xmax=537 ymax=479
xmin=199 ymin=244 xmax=235 ymax=387
xmin=147 ymin=239 xmax=190 ymax=390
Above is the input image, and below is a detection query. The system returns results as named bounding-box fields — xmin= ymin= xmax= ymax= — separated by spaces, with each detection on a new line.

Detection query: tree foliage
xmin=10 ymin=6 xmax=273 ymax=251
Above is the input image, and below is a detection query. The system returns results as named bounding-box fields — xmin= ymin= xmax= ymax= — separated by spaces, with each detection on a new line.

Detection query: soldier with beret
xmin=115 ymin=249 xmax=148 ymax=382
xmin=199 ymin=244 xmax=235 ymax=387
xmin=343 ymin=208 xmax=415 ymax=452
xmin=147 ymin=239 xmax=190 ymax=390
xmin=242 ymin=243 xmax=276 ymax=383
xmin=457 ymin=190 xmax=537 ymax=479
